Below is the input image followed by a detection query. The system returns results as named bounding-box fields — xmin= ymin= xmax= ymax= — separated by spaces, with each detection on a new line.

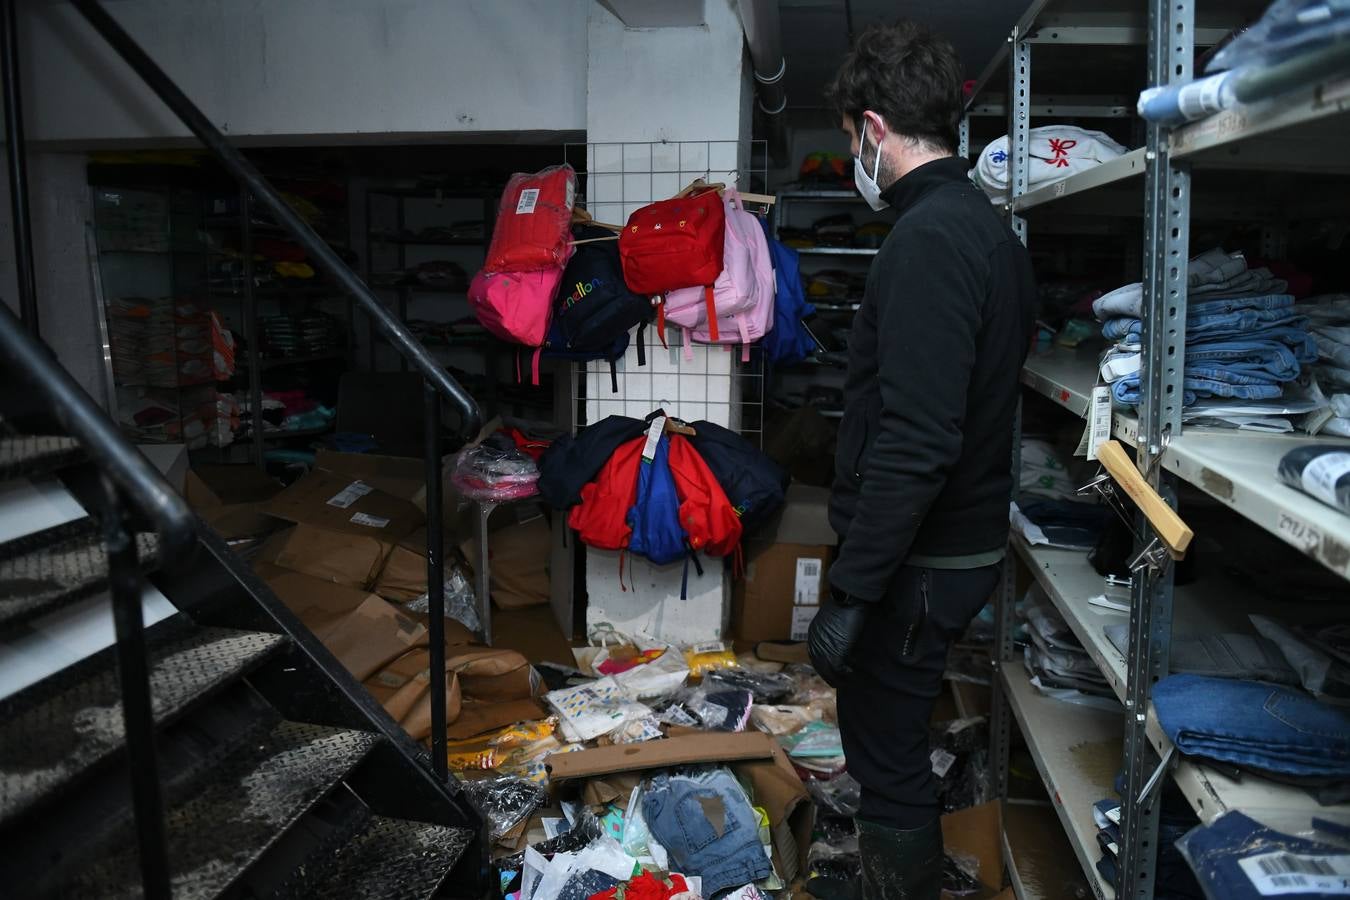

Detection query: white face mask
xmin=853 ymin=118 xmax=889 ymax=211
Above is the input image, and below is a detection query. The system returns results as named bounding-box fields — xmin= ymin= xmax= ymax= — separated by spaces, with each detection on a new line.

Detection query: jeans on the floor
xmin=1152 ymin=674 xmax=1350 ymax=778
xmin=642 ymin=769 xmax=771 ymax=896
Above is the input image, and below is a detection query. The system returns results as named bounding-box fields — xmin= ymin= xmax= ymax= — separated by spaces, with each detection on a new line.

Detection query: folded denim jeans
xmin=1152 ymin=674 xmax=1350 ymax=777
xmin=642 ymin=769 xmax=771 ymax=895
xmin=1103 ymin=627 xmax=1298 ymax=685
xmin=1176 ymin=810 xmax=1350 ymax=900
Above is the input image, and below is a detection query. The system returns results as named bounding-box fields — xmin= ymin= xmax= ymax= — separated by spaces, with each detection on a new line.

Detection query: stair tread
xmin=64 ymin=721 xmax=381 ymax=900
xmin=0 ymin=518 xmax=159 ymax=631
xmin=0 ymin=626 xmax=285 ymax=824
xmin=295 ymin=815 xmax=476 ymax=899
xmin=0 ymin=434 xmax=83 ymax=480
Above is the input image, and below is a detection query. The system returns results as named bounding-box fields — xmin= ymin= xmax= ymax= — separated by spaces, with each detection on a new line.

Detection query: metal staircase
xmin=0 ymin=1 xmax=491 ymax=895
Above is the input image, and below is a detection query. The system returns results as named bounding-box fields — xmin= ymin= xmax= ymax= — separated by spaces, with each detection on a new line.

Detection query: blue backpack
xmin=626 ymin=434 xmax=688 ymax=567
xmin=759 ymin=218 xmax=816 ymax=366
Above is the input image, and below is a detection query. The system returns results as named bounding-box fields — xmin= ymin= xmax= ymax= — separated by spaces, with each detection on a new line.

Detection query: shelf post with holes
xmin=1119 ymin=0 xmax=1195 ymax=895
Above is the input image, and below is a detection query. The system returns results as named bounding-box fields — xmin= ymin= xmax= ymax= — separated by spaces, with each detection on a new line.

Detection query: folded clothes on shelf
xmin=1152 ymin=673 xmax=1350 ymax=779
xmin=1012 ymin=498 xmax=1112 ymax=550
xmin=972 ymin=125 xmax=1129 ymax=202
xmin=1102 ymin=626 xmax=1298 ymax=685
xmin=1250 ymin=614 xmax=1350 ymax=707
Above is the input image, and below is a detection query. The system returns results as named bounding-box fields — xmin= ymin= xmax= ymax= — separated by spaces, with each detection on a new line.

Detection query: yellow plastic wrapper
xmin=489 ymin=718 xmax=557 ymax=749
xmin=683 ymin=640 xmax=740 ymax=681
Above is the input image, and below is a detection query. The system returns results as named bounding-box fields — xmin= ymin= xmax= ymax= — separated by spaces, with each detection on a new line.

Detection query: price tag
xmin=516 ymin=188 xmax=540 ymax=214
xmin=930 ymin=748 xmax=958 ymax=778
xmin=1087 ymin=385 xmax=1113 ymax=460
xmin=642 ymin=416 xmax=665 ymax=462
xmin=1238 ymin=851 xmax=1350 ymax=896
xmin=789 ymin=606 xmax=819 ymax=641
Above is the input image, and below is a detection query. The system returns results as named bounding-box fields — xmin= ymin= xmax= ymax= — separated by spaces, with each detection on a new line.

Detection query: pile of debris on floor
xmin=183 ymin=454 xmax=1009 ymax=899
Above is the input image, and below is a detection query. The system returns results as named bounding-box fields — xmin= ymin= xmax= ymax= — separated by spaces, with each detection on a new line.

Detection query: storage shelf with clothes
xmin=966 ymin=0 xmax=1350 ymax=896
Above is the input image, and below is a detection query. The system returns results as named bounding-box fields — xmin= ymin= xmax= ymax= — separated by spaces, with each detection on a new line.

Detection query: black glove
xmin=807 ymin=588 xmax=869 ymax=688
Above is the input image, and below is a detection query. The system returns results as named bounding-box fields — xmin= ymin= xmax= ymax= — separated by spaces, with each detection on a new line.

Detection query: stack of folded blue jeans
xmin=1152 ymin=674 xmax=1350 ymax=786
xmin=1295 ymin=294 xmax=1350 ymax=436
xmin=1176 ymin=811 xmax=1350 ymax=900
xmin=1093 ymin=250 xmax=1316 ymax=409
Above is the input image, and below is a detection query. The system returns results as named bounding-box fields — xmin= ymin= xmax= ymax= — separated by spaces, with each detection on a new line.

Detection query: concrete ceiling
xmin=779 ymin=0 xmax=1026 ymax=111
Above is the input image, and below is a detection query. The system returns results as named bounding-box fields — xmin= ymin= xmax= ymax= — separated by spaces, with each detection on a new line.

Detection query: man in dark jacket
xmin=807 ymin=21 xmax=1037 ymax=899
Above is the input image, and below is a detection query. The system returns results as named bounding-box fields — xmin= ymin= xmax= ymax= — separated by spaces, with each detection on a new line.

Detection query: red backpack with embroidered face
xmin=618 ymin=186 xmax=726 ymax=296
xmin=667 ymin=434 xmax=742 ymax=558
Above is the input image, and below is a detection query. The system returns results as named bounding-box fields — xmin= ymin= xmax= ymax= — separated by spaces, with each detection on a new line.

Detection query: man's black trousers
xmin=837 ymin=563 xmax=1002 ymax=828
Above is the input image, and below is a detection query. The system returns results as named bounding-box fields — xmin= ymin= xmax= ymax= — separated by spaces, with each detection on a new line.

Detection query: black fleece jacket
xmin=827 ymin=156 xmax=1036 ymax=603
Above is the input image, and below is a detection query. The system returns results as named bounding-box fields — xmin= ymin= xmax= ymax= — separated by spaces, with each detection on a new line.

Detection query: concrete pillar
xmin=580 ymin=0 xmax=753 ymax=645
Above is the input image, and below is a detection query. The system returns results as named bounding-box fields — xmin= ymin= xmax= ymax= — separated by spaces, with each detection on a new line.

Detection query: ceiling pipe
xmin=735 ymin=0 xmax=789 ymax=168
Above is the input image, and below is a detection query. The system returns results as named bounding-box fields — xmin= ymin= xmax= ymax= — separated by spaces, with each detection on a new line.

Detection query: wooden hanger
xmin=662 ymin=417 xmax=697 ymax=437
xmin=1096 ymin=440 xmax=1194 ymax=558
xmin=569 ymin=205 xmax=623 ymax=244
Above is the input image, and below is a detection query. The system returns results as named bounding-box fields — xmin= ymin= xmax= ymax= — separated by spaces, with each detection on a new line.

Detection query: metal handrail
xmin=0 ymin=301 xmax=198 ymax=563
xmin=69 ymin=0 xmax=483 ymax=440
xmin=67 ymin=0 xmax=482 ymax=790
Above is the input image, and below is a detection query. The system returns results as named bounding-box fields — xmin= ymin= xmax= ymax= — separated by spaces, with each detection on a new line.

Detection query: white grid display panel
xmin=563 ymin=140 xmax=769 ymax=438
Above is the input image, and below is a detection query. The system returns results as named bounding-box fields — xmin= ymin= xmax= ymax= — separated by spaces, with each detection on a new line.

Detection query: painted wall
xmin=20 ymin=0 xmax=590 ymax=146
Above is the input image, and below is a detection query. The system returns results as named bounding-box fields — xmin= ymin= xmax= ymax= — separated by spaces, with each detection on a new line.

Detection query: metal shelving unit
xmin=972 ymin=2 xmax=1350 ymax=898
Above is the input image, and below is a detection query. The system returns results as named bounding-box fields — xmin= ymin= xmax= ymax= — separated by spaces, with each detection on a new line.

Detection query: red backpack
xmin=568 ymin=436 xmax=644 ymax=550
xmin=618 ymin=187 xmax=726 ymax=302
xmin=485 ymin=165 xmax=577 ymax=272
xmin=667 ymin=434 xmax=742 ymax=558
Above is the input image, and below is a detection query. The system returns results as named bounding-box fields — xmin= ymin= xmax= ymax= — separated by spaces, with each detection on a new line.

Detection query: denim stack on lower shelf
xmin=1093 ymin=777 xmax=1205 ymax=900
xmin=1093 ymin=249 xmax=1316 ymax=412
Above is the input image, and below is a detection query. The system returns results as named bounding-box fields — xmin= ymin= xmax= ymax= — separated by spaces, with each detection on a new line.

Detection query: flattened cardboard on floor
xmin=315 ymin=449 xmax=426 ymax=501
xmin=263 ymin=468 xmax=424 ymax=540
xmin=256 ymin=524 xmax=391 ymax=589
xmin=185 ymin=468 xmax=282 ymax=540
xmin=941 ymin=801 xmax=1005 ymax=898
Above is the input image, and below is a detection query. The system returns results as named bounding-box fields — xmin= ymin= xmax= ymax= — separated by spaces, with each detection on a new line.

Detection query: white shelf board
xmin=1001 ymin=663 xmax=1118 ymax=900
xmin=1012 ymin=149 xmax=1147 ymax=213
xmin=1011 ymin=535 xmax=1350 ymax=833
xmin=1021 ymin=344 xmax=1101 ymax=417
xmin=1021 ymin=348 xmax=1350 ymax=581
xmin=1172 ymin=74 xmax=1350 ymax=166
xmin=795 ymin=247 xmax=878 ymax=256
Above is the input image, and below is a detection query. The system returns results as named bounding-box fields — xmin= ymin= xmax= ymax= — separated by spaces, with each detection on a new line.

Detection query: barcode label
xmin=688 ymin=640 xmax=728 ymax=655
xmin=350 ymin=511 xmax=390 ymax=528
xmin=790 ymin=606 xmax=818 ymax=641
xmin=1087 ymin=385 xmax=1113 ymax=460
xmin=794 ymin=557 xmax=823 ymax=605
xmin=642 ymin=417 xmax=665 ymax=462
xmin=1302 ymin=452 xmax=1350 ymax=507
xmin=1239 ymin=851 xmax=1350 ymax=895
xmin=930 ymin=748 xmax=957 ymax=778
xmin=516 ymin=188 xmax=540 ymax=214
xmin=327 ymin=480 xmax=373 ymax=508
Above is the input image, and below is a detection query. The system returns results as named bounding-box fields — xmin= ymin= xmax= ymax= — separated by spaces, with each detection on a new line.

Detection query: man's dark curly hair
xmin=827 ymin=21 xmax=964 ymax=155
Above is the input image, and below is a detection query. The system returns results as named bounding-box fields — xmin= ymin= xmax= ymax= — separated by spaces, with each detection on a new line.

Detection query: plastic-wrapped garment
xmin=485 ymin=164 xmax=577 ymax=273
xmin=545 ymin=677 xmax=655 ymax=743
xmin=973 ymin=126 xmax=1128 ymax=202
xmin=805 ymin=772 xmax=862 ymax=818
xmin=779 ymin=720 xmax=844 ymax=758
xmin=404 ymin=563 xmax=481 ymax=633
xmin=451 ymin=437 xmax=541 ymax=502
xmin=462 ymin=774 xmax=548 ymax=840
xmin=1277 ymin=444 xmax=1350 ymax=514
xmin=495 ymin=807 xmax=605 ymax=876
xmin=704 ymin=667 xmax=797 ymax=704
xmin=1206 ymin=0 xmax=1350 ymax=74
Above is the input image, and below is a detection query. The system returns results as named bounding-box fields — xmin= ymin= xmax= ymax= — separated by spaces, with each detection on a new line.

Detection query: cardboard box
xmin=257 ymin=524 xmax=393 ymax=589
xmin=734 ymin=484 xmax=836 ymax=643
xmin=547 ymin=731 xmax=812 ymax=882
xmin=184 ymin=466 xmax=283 ymax=541
xmin=255 ymin=562 xmax=428 ymax=681
xmin=941 ymin=801 xmax=1006 ymax=899
xmin=373 ymin=528 xmax=437 ymax=602
xmin=263 ymin=468 xmax=424 ymax=541
xmin=459 ymin=514 xmax=551 ymax=610
xmin=315 ymin=450 xmax=425 ymax=501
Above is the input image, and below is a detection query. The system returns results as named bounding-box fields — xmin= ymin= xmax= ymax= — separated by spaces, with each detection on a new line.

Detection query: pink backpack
xmin=469 ymin=267 xmax=564 ymax=383
xmin=664 ymin=189 xmax=775 ymax=360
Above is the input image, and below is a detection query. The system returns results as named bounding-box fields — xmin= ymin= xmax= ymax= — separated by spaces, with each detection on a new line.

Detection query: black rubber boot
xmin=856 ymin=817 xmax=944 ymax=900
